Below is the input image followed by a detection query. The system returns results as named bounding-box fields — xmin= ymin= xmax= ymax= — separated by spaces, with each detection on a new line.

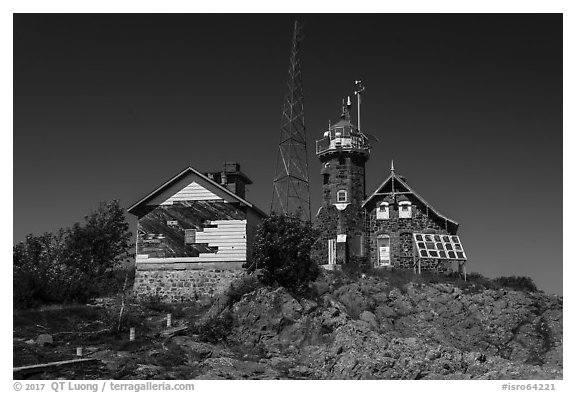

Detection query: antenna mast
xmin=271 ymin=21 xmax=311 ymax=220
xmin=354 ymin=80 xmax=365 ymax=131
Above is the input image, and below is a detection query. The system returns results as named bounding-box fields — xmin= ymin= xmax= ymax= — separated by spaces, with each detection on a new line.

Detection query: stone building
xmin=128 ymin=163 xmax=266 ymax=301
xmin=312 ymin=99 xmax=467 ymax=275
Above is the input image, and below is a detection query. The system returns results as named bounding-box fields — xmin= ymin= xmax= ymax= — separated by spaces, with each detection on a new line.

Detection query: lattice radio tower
xmin=271 ymin=20 xmax=311 ymax=220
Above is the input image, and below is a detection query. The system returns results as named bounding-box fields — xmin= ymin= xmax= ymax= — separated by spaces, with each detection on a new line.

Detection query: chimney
xmin=206 ymin=162 xmax=252 ymax=199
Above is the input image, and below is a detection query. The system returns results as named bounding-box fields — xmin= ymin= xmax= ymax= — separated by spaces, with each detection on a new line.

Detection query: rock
xmin=359 ymin=310 xmax=378 ymax=330
xmin=36 ymin=334 xmax=53 ymax=346
xmin=230 ymin=287 xmax=306 ymax=348
xmin=265 ymin=356 xmax=296 ymax=370
xmin=287 ymin=365 xmax=316 ymax=379
xmin=198 ymin=272 xmax=563 ymax=380
xmin=197 ymin=357 xmax=280 ymax=379
xmin=322 ymin=295 xmax=347 ymax=315
xmin=313 ymin=280 xmax=330 ymax=296
xmin=333 ymin=283 xmax=375 ymax=318
xmin=171 ymin=336 xmax=219 ymax=361
xmin=375 ymin=304 xmax=397 ymax=319
xmin=134 ymin=364 xmax=163 ymax=378
xmin=299 ymin=299 xmax=318 ymax=314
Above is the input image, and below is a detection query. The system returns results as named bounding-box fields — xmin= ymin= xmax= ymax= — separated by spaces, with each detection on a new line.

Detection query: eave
xmin=127 ymin=166 xmax=267 ymax=218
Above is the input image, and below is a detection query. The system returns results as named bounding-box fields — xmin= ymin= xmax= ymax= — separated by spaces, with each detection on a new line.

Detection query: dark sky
xmin=13 ymin=14 xmax=563 ymax=294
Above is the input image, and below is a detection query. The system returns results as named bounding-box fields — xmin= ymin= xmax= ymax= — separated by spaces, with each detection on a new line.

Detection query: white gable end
xmin=147 ymin=177 xmax=223 ymax=205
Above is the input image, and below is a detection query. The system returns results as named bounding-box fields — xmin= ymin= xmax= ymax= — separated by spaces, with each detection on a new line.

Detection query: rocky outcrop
xmin=188 ymin=274 xmax=562 ymax=379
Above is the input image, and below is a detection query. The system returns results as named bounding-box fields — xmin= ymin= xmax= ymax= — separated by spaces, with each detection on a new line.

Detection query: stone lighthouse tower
xmin=312 ymin=94 xmax=373 ymax=268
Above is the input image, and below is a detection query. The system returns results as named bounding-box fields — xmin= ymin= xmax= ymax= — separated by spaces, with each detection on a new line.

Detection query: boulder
xmin=359 ymin=310 xmax=379 ymax=331
xmin=36 ymin=334 xmax=53 ymax=346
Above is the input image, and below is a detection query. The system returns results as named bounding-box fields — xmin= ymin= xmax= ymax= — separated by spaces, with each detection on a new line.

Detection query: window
xmin=398 ymin=201 xmax=412 ymax=218
xmin=376 ymin=201 xmax=389 ymax=220
xmin=377 ymin=234 xmax=391 ymax=267
xmin=413 ymin=233 xmax=467 ymax=260
xmin=323 ymin=173 xmax=330 ymax=185
xmin=184 ymin=229 xmax=196 ymax=244
xmin=337 ymin=190 xmax=348 ymax=203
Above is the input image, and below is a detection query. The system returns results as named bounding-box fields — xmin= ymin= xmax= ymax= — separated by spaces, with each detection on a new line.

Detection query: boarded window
xmin=376 ymin=202 xmax=389 ymax=220
xmin=184 ymin=229 xmax=196 ymax=244
xmin=399 ymin=201 xmax=412 ymax=218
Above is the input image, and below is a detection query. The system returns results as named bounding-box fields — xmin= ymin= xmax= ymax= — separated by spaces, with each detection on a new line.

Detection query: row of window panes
xmin=417 ymin=242 xmax=462 ymax=251
xmin=419 ymin=249 xmax=466 ymax=259
xmin=415 ymin=234 xmax=460 ymax=243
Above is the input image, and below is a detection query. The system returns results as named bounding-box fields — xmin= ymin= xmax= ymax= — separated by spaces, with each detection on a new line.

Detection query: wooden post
xmin=167 ymin=313 xmax=172 ymax=328
xmin=463 ymin=263 xmax=467 ymax=281
xmin=413 ymin=241 xmax=417 ymax=273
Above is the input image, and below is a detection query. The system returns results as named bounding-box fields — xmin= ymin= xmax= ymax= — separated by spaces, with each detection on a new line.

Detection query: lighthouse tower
xmin=313 ymin=90 xmax=373 ymax=268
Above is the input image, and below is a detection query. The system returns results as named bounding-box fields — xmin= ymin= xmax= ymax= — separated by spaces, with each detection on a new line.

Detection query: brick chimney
xmin=205 ymin=162 xmax=252 ymax=199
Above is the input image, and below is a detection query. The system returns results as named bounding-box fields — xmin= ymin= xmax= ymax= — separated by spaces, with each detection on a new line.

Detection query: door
xmin=377 ymin=235 xmax=390 ymax=266
xmin=328 ymin=239 xmax=336 ymax=265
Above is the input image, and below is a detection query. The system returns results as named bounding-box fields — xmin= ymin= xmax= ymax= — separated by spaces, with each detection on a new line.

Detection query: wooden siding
xmin=138 ymin=216 xmax=247 ymax=263
xmin=137 ymin=201 xmax=247 ymax=258
xmin=196 ymin=220 xmax=247 ymax=261
xmin=147 ymin=178 xmax=222 ymax=206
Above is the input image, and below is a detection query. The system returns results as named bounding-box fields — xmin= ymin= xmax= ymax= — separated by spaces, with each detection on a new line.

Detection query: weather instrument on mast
xmin=354 ymin=80 xmax=379 ymax=143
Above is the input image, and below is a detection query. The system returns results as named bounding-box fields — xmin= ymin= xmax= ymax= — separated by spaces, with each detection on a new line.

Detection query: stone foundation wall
xmin=134 ymin=263 xmax=244 ymax=302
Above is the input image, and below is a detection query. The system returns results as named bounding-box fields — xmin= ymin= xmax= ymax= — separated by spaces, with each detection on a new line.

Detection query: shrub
xmin=245 ymin=214 xmax=320 ymax=293
xmin=196 ymin=309 xmax=234 ymax=344
xmin=225 ymin=274 xmax=262 ymax=307
xmin=140 ymin=294 xmax=169 ymax=313
xmin=13 ymin=200 xmax=133 ymax=308
xmin=341 ymin=255 xmax=371 ymax=277
xmin=493 ymin=275 xmax=539 ymax=293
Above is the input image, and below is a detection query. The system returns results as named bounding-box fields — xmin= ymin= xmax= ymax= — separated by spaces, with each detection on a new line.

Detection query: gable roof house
xmin=362 ymin=166 xmax=465 ymax=274
xmin=312 ymin=99 xmax=467 ymax=276
xmin=128 ymin=162 xmax=266 ymax=301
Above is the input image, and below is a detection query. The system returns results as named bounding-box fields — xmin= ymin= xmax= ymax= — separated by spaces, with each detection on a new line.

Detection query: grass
xmin=318 ymin=261 xmax=539 ymax=296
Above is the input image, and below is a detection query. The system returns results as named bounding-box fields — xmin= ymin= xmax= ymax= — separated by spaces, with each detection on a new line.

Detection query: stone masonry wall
xmin=368 ymin=199 xmax=453 ymax=273
xmin=312 ymin=204 xmax=367 ymax=265
xmin=320 ymin=154 xmax=367 ymax=206
xmin=134 ymin=266 xmax=243 ymax=302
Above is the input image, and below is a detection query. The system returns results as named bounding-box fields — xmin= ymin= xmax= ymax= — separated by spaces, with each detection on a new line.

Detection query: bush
xmin=140 ymin=294 xmax=169 ymax=313
xmin=493 ymin=275 xmax=539 ymax=293
xmin=341 ymin=255 xmax=372 ymax=277
xmin=196 ymin=309 xmax=234 ymax=344
xmin=225 ymin=274 xmax=262 ymax=307
xmin=245 ymin=214 xmax=320 ymax=293
xmin=13 ymin=200 xmax=133 ymax=308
